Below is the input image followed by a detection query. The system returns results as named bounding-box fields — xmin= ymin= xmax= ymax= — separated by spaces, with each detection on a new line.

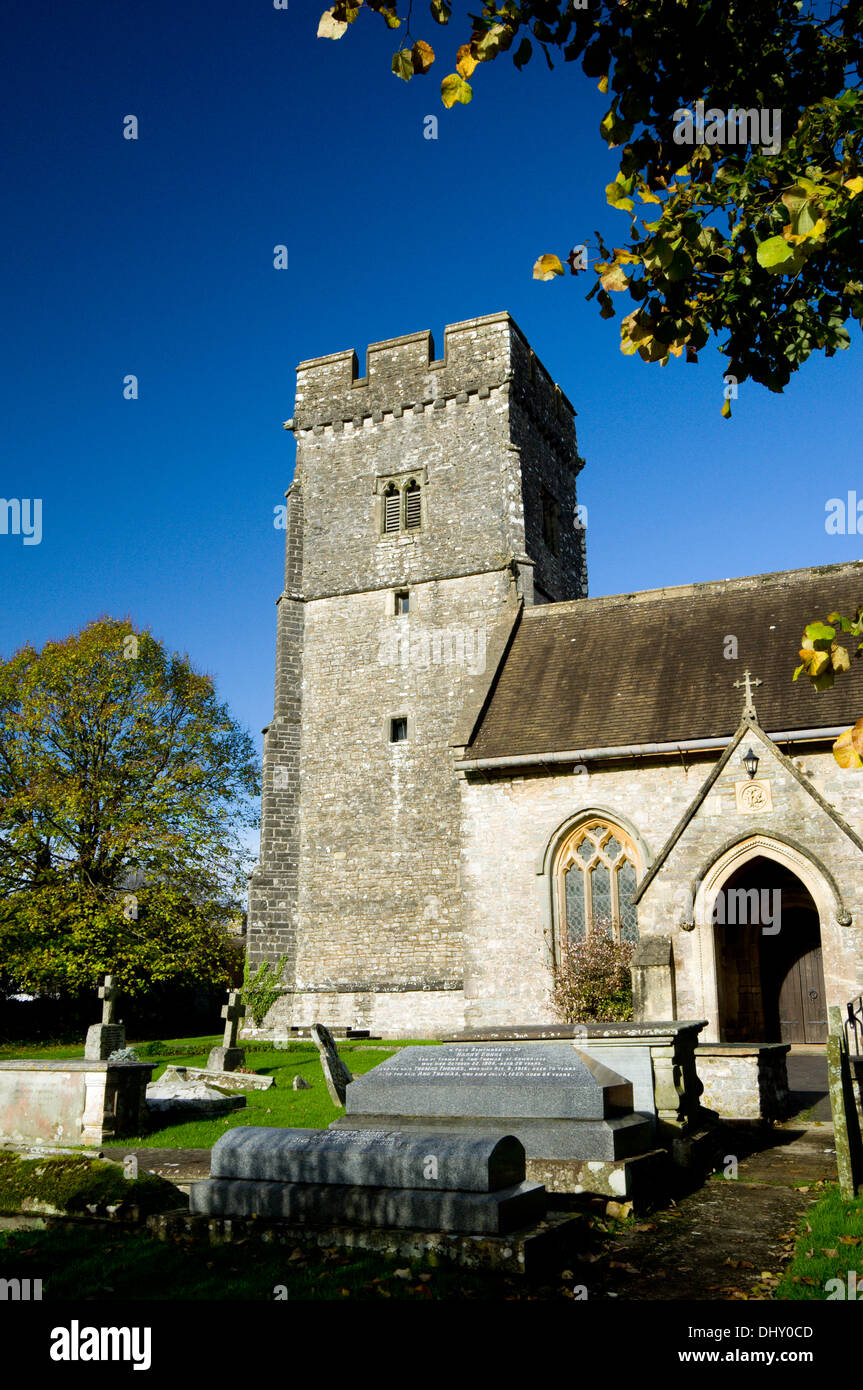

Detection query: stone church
xmin=246 ymin=311 xmax=863 ymax=1044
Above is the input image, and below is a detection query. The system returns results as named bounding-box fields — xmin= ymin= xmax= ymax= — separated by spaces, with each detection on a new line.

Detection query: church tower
xmin=247 ymin=312 xmax=586 ymax=1036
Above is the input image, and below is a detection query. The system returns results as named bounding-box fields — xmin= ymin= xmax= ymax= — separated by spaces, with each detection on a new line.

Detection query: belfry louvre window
xmin=379 ymin=476 xmax=423 ymax=535
xmin=404 ymin=480 xmax=421 ymax=529
xmin=555 ymin=820 xmax=639 ymax=948
xmin=383 ymin=484 xmax=401 ymax=534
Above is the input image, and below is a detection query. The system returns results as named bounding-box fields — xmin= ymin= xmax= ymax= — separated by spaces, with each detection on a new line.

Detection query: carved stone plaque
xmin=734 ymin=778 xmax=772 ymax=814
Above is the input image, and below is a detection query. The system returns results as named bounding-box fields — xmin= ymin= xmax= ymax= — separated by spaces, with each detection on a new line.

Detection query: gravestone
xmin=207 ymin=991 xmax=246 ymax=1073
xmin=146 ymin=1077 xmax=247 ymax=1120
xmin=158 ymin=1064 xmax=273 ymax=1093
xmin=0 ymin=1058 xmax=153 ymax=1146
xmin=84 ymin=975 xmax=126 ymax=1061
xmin=189 ymin=1125 xmax=546 ymax=1235
xmin=293 ymin=1076 xmax=312 ymax=1090
xmin=331 ymin=1043 xmax=665 ymax=1201
xmin=311 ymin=1023 xmax=353 ymax=1106
xmin=337 ymin=1043 xmax=649 ymax=1160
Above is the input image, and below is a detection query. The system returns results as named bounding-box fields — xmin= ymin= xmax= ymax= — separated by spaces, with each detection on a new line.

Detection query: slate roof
xmin=463 ymin=562 xmax=863 ymax=761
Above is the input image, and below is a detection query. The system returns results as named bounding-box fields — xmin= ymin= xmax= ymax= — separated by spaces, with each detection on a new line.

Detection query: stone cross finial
xmin=98 ymin=975 xmax=119 ymax=1025
xmin=221 ymin=991 xmax=246 ymax=1049
xmin=733 ymin=669 xmax=763 ymax=721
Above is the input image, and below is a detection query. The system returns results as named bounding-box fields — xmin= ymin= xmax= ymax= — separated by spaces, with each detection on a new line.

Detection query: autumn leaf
xmin=441 ymin=72 xmax=472 ymax=107
xmin=513 ymin=37 xmax=532 ymax=70
xmin=844 ymin=176 xmax=863 ymax=198
xmin=805 ymin=621 xmax=837 ymax=643
xmin=601 ymin=263 xmax=630 ymax=292
xmin=637 ymin=181 xmax=662 ymax=205
xmin=411 ymin=40 xmax=435 ymax=74
xmin=318 ymin=8 xmax=349 ymax=39
xmin=474 ymin=24 xmax=512 ymax=61
xmin=721 ymin=397 xmax=731 ymax=419
xmin=429 ymin=0 xmax=451 ymax=21
xmin=533 ymin=253 xmax=565 ymax=281
xmin=606 ymin=176 xmax=635 ymax=212
xmin=455 ymin=44 xmax=477 ymax=78
xmin=392 ymin=49 xmax=414 ymax=81
xmin=832 ymin=644 xmax=851 ymax=672
xmin=756 ymin=235 xmax=796 ymax=270
xmin=833 ymin=727 xmax=863 ymax=767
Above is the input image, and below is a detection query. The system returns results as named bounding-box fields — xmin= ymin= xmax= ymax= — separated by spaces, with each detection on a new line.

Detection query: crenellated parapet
xmin=288 ymin=311 xmax=578 ymax=465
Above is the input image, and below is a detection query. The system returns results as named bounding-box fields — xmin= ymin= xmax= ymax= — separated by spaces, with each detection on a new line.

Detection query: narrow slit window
xmin=404 ymin=481 xmax=421 ymax=530
xmin=390 ymin=717 xmax=408 ymax=743
xmin=395 ymin=590 xmax=410 ymax=615
xmin=542 ymin=491 xmax=560 ymax=557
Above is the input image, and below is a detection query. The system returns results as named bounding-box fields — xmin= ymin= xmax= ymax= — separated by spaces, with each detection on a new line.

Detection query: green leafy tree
xmin=793 ymin=608 xmax=863 ymax=767
xmin=0 ymin=618 xmax=259 ymax=996
xmin=318 ymin=1 xmax=863 ymax=411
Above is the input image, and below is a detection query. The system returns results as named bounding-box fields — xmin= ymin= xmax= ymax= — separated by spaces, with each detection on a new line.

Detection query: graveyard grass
xmin=0 ymin=1035 xmax=428 ymax=1147
xmin=774 ymin=1185 xmax=863 ymax=1299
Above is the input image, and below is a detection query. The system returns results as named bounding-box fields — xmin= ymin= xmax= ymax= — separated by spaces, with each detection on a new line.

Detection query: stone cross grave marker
xmin=84 ymin=973 xmax=126 ymax=1061
xmin=222 ymin=992 xmax=245 ymax=1048
xmin=207 ymin=990 xmax=247 ymax=1073
xmin=99 ymin=975 xmax=119 ymax=1024
xmin=311 ymin=1023 xmax=353 ymax=1107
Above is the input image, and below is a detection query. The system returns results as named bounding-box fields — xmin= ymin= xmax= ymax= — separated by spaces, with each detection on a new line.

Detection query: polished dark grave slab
xmin=191 ymin=1175 xmax=545 ymax=1234
xmin=210 ymin=1124 xmax=524 ymax=1190
xmin=334 ymin=1044 xmax=653 ymax=1163
xmin=343 ymin=1044 xmax=633 ymax=1119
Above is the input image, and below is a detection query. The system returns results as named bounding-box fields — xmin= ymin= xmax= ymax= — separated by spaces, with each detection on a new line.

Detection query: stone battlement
xmin=289 ymin=312 xmax=576 ymax=453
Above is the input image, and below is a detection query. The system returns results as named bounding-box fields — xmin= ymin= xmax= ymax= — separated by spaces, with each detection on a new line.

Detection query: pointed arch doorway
xmin=712 ymin=855 xmax=827 ymax=1043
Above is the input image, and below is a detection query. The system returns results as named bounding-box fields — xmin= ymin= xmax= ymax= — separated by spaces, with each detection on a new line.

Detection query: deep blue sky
xmin=2 ymin=0 xmax=861 ymax=783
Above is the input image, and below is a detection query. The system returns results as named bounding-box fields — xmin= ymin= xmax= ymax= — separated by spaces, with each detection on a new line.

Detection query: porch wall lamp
xmin=742 ymin=748 xmax=760 ymax=779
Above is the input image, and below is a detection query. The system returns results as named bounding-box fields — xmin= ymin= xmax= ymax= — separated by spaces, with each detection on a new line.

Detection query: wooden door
xmin=778 ymin=946 xmax=828 ymax=1043
xmin=718 ymin=923 xmax=766 ymax=1041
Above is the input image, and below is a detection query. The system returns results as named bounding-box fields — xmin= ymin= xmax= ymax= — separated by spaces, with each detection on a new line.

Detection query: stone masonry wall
xmin=459 ymin=744 xmax=863 ymax=1039
xmin=248 ymin=313 xmax=584 ymax=1036
xmin=247 ymin=479 xmax=304 ymax=976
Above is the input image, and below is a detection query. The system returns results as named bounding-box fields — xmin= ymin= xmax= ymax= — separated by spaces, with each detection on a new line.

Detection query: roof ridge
xmin=525 ymin=559 xmax=863 ymax=617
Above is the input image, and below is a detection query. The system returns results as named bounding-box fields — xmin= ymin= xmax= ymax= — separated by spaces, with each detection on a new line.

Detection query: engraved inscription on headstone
xmin=345 ymin=1043 xmax=634 ymax=1121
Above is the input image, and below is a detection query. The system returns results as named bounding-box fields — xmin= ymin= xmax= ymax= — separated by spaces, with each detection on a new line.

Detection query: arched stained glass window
xmin=557 ymin=819 xmax=640 ymax=950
